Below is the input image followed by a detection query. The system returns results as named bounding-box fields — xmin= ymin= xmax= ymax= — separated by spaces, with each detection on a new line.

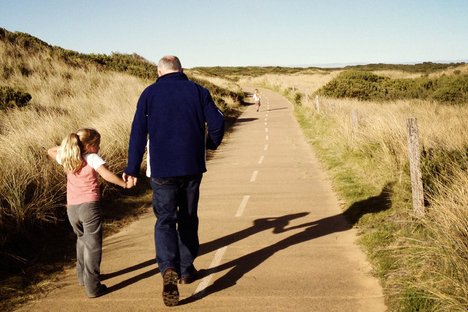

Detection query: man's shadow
xmin=104 ymin=212 xmax=309 ymax=293
xmin=179 ymin=182 xmax=394 ymax=304
xmin=105 ymin=182 xmax=393 ymax=297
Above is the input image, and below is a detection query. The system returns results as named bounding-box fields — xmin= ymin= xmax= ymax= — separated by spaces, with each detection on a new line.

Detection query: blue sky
xmin=2 ymin=0 xmax=468 ymax=68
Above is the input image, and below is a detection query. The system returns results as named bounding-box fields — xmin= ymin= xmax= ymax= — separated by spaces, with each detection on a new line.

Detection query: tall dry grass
xmin=306 ymin=98 xmax=466 ymax=169
xmin=406 ymin=169 xmax=468 ymax=311
xmin=251 ymin=72 xmax=467 ymax=311
xmin=189 ymin=72 xmax=243 ymax=94
xmin=0 ymin=38 xmax=148 ymax=260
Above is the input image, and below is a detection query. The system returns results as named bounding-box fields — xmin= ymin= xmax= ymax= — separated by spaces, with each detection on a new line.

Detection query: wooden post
xmin=351 ymin=109 xmax=358 ymax=143
xmin=406 ymin=118 xmax=425 ymax=216
xmin=315 ymin=95 xmax=320 ymax=112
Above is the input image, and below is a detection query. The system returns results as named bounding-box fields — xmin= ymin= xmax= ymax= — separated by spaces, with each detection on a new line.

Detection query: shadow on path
xmin=102 ymin=178 xmax=393 ymax=298
xmin=102 ymin=212 xmax=309 ymax=294
xmin=106 ymin=267 xmax=160 ymax=293
xmin=267 ymin=107 xmax=288 ymax=112
xmin=101 ymin=259 xmax=155 ymax=281
xmin=235 ymin=117 xmax=258 ymax=123
xmin=179 ymin=182 xmax=394 ymax=305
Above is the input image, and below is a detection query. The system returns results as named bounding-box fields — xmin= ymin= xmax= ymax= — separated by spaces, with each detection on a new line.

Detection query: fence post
xmin=406 ymin=118 xmax=425 ymax=216
xmin=315 ymin=95 xmax=320 ymax=112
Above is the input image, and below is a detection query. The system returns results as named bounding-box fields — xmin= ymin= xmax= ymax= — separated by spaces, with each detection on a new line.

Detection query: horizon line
xmin=187 ymin=59 xmax=468 ymax=69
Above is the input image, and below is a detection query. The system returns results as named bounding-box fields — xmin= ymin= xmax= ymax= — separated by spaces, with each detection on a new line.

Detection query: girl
xmin=48 ymin=128 xmax=128 ymax=298
xmin=253 ymin=89 xmax=261 ymax=112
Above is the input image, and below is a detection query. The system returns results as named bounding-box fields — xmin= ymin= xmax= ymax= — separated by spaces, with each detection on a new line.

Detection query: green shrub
xmin=0 ymin=86 xmax=32 ymax=110
xmin=86 ymin=52 xmax=157 ymax=80
xmin=294 ymin=92 xmax=303 ymax=105
xmin=191 ymin=66 xmax=322 ymax=78
xmin=317 ymin=70 xmax=468 ymax=104
xmin=318 ymin=70 xmax=388 ymax=100
xmin=431 ymin=75 xmax=468 ymax=103
xmin=0 ymin=27 xmax=51 ymax=53
xmin=345 ymin=62 xmax=465 ymax=74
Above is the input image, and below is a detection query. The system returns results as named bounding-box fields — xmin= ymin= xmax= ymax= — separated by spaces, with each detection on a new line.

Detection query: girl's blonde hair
xmin=60 ymin=128 xmax=101 ymax=173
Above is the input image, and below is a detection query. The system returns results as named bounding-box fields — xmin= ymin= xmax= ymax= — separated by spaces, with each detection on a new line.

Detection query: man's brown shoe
xmin=179 ymin=268 xmax=198 ymax=284
xmin=162 ymin=268 xmax=179 ymax=306
xmin=179 ymin=275 xmax=195 ymax=284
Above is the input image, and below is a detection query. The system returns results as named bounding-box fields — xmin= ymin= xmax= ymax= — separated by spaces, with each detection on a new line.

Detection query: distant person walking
xmin=48 ymin=128 xmax=128 ymax=298
xmin=253 ymin=88 xmax=261 ymax=112
xmin=123 ymin=55 xmax=225 ymax=306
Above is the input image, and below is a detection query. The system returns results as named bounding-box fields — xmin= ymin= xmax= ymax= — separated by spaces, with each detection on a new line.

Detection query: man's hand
xmin=122 ymin=173 xmax=138 ymax=188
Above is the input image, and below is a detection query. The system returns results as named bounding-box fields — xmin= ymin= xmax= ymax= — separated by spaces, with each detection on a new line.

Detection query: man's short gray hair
xmin=158 ymin=56 xmax=182 ymax=73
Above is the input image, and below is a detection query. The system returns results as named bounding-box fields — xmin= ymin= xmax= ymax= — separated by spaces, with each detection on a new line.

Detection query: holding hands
xmin=122 ymin=173 xmax=138 ymax=189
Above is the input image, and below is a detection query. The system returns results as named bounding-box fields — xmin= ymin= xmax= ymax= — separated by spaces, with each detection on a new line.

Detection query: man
xmin=123 ymin=56 xmax=224 ymax=306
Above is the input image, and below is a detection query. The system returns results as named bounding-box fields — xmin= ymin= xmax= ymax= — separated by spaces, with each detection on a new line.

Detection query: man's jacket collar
xmin=156 ymin=72 xmax=188 ymax=83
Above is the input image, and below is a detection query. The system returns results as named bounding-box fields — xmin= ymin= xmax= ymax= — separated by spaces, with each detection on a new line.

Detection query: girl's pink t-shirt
xmin=56 ymin=152 xmax=106 ymax=205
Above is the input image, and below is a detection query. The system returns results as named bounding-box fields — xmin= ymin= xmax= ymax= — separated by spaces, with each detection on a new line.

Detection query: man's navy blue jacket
xmin=125 ymin=72 xmax=225 ymax=178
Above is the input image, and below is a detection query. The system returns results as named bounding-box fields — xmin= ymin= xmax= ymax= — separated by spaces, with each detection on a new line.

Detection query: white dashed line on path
xmin=258 ymin=155 xmax=264 ymax=164
xmin=250 ymin=170 xmax=258 ymax=182
xmin=194 ymin=246 xmax=228 ymax=295
xmin=195 ymin=95 xmax=265 ymax=297
xmin=235 ymin=195 xmax=250 ymax=217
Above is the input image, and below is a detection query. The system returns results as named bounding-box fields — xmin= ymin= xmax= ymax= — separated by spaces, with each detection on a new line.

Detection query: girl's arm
xmin=96 ymin=165 xmax=128 ymax=188
xmin=47 ymin=146 xmax=60 ymax=160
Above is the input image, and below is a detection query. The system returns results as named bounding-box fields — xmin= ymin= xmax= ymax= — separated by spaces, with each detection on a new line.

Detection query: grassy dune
xmin=247 ymin=70 xmax=467 ymax=311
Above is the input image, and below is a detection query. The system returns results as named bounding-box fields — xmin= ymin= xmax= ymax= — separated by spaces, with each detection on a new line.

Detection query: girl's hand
xmin=47 ymin=146 xmax=60 ymax=160
xmin=124 ymin=180 xmax=132 ymax=189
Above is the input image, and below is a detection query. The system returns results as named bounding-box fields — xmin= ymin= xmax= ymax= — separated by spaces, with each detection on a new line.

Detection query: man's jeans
xmin=151 ymin=174 xmax=202 ymax=277
xmin=67 ymin=201 xmax=103 ymax=297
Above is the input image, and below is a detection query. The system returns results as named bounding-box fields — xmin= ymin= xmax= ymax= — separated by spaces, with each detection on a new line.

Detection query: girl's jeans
xmin=67 ymin=201 xmax=103 ymax=297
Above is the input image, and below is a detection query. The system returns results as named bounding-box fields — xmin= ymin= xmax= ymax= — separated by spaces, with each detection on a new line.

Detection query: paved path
xmin=17 ymin=88 xmax=387 ymax=311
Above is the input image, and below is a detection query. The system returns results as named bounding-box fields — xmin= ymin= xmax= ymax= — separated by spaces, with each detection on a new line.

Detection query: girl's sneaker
xmin=88 ymin=284 xmax=108 ymax=298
